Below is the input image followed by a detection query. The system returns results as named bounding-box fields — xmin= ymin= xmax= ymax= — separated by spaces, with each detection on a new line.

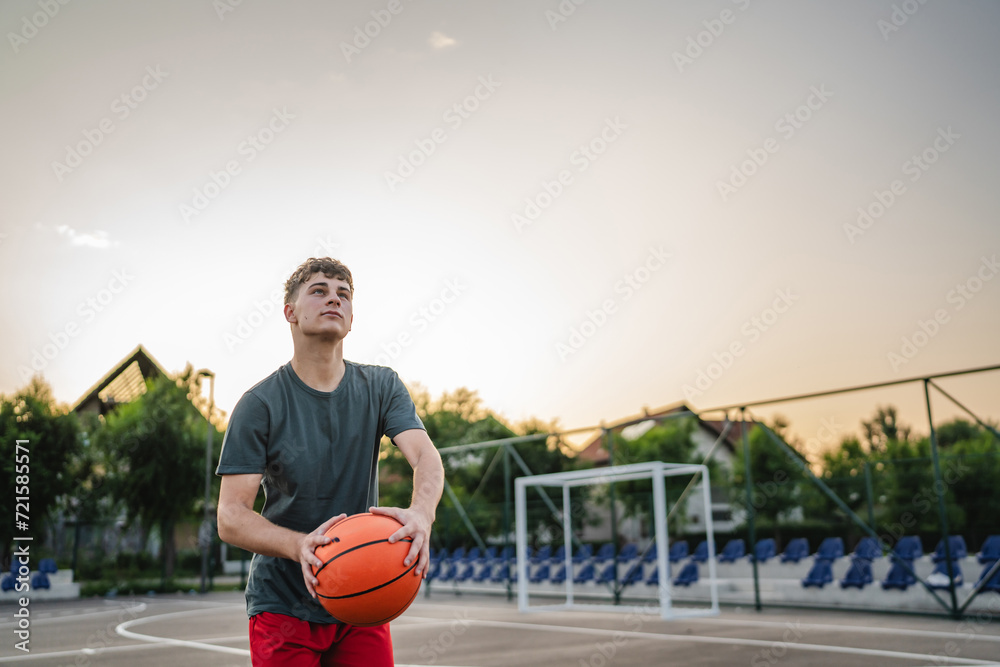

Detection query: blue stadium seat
xmin=816 ymin=537 xmax=844 ymax=561
xmin=852 ymin=537 xmax=881 ymax=561
xmin=529 ymin=564 xmax=551 ymax=584
xmin=483 ymin=546 xmax=497 ymax=564
xmin=431 ymin=547 xmax=448 ymax=565
xmin=456 ymin=563 xmax=476 ymax=582
xmin=551 ymin=564 xmax=567 ymax=585
xmin=668 ymin=541 xmax=688 ymax=563
xmin=438 ymin=562 xmax=457 ymax=582
xmin=893 ymin=536 xmax=923 ymax=562
xmin=490 ymin=564 xmax=513 ymax=583
xmin=38 ymin=558 xmax=58 ymax=574
xmin=691 ymin=541 xmax=709 ymax=563
xmin=932 ymin=536 xmax=968 ymax=562
xmin=30 ymin=572 xmax=50 ymax=590
xmin=0 ymin=575 xmax=15 ymax=592
xmin=645 ymin=567 xmax=659 ymax=586
xmin=673 ymin=562 xmax=699 ymax=587
xmin=573 ymin=544 xmax=593 ymax=563
xmin=751 ymin=538 xmax=776 ymax=563
xmin=840 ymin=559 xmax=873 ymax=589
xmin=465 ymin=547 xmax=481 ymax=563
xmin=473 ymin=564 xmax=494 ymax=582
xmin=449 ymin=547 xmax=466 ymax=564
xmin=531 ymin=545 xmax=552 ymax=564
xmin=642 ymin=543 xmax=658 ymax=563
xmin=802 ymin=560 xmax=834 ymax=588
xmin=593 ymin=543 xmax=616 ymax=564
xmin=718 ymin=539 xmax=745 ymax=563
xmin=927 ymin=560 xmax=963 ymax=589
xmin=881 ymin=559 xmax=915 ymax=591
xmin=622 ymin=562 xmax=643 ymax=586
xmin=617 ymin=544 xmax=638 ymax=562
xmin=494 ymin=546 xmax=514 ymax=566
xmin=977 ymin=535 xmax=1000 ymax=564
xmin=552 ymin=545 xmax=566 ymax=563
xmin=780 ymin=538 xmax=809 ymax=563
xmin=976 ymin=561 xmax=1000 ymax=593
xmin=596 ymin=563 xmax=617 ymax=585
xmin=573 ymin=563 xmax=595 ymax=584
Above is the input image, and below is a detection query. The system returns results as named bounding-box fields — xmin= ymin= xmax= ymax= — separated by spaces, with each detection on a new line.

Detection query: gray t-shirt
xmin=216 ymin=360 xmax=425 ymax=623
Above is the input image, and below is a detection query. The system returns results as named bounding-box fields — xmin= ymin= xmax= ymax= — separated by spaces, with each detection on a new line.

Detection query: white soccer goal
xmin=514 ymin=461 xmax=719 ymax=620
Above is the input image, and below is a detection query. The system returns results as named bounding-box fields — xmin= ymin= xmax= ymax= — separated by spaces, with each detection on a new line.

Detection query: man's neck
xmin=290 ymin=340 xmax=347 ymax=393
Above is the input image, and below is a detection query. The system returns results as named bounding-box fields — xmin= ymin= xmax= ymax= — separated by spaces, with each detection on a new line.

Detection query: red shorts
xmin=249 ymin=612 xmax=393 ymax=666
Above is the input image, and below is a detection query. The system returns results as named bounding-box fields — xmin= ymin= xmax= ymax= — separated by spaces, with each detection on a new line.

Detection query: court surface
xmin=2 ymin=590 xmax=999 ymax=666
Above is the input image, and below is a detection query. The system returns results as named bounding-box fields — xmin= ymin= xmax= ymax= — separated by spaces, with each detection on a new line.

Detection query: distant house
xmin=72 ymin=344 xmax=168 ymax=416
xmin=68 ymin=344 xmax=208 ymax=560
xmin=574 ymin=403 xmax=753 ymax=536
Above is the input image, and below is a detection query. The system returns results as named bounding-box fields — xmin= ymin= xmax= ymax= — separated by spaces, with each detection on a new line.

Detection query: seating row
xmin=1 ymin=558 xmax=60 ymax=593
xmin=803 ymin=535 xmax=1000 ymax=592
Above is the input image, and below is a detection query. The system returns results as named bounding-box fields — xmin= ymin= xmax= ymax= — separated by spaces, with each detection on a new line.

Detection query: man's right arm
xmin=217 ymin=473 xmax=345 ymax=598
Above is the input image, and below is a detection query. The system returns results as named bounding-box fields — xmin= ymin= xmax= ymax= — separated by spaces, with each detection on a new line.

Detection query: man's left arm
xmin=369 ymin=428 xmax=444 ymax=577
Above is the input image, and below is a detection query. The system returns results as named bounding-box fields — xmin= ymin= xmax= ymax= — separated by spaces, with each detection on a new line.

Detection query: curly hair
xmin=283 ymin=257 xmax=354 ymax=305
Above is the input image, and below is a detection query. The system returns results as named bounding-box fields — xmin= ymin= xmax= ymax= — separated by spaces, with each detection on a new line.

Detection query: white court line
xmin=701 ymin=617 xmax=1000 ymax=644
xmin=435 ymin=617 xmax=1000 ymax=666
xmin=116 ymin=605 xmax=250 ymax=657
xmin=0 ymin=602 xmax=148 ymax=628
xmin=407 ymin=601 xmax=1000 ymax=645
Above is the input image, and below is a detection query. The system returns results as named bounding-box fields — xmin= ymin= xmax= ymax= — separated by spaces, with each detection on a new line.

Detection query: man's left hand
xmin=369 ymin=505 xmax=433 ymax=577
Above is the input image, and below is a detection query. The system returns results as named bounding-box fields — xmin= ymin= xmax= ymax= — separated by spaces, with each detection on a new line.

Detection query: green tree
xmin=94 ymin=370 xmax=210 ymax=578
xmin=730 ymin=418 xmax=809 ymax=529
xmin=609 ymin=417 xmax=700 ymax=536
xmin=0 ymin=377 xmax=82 ymax=566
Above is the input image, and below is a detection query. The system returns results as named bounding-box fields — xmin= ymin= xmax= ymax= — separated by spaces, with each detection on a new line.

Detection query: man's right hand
xmin=299 ymin=514 xmax=347 ymax=598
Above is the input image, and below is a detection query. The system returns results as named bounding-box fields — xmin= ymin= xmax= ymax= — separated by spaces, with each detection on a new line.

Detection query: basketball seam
xmin=314 ymin=536 xmax=413 ymax=577
xmin=315 ymin=558 xmax=419 ymax=601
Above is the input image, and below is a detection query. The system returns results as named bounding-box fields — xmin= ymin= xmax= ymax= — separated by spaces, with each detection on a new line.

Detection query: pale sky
xmin=2 ymin=0 xmax=998 ymax=453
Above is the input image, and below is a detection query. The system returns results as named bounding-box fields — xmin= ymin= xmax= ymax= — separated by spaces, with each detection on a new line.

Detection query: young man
xmin=216 ymin=257 xmax=444 ymax=666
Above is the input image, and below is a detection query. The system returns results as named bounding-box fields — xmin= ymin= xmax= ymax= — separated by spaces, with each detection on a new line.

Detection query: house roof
xmin=574 ymin=402 xmax=752 ymax=465
xmin=72 ymin=344 xmax=168 ymax=415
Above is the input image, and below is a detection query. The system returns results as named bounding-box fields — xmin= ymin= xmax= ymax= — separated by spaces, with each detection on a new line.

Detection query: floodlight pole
xmin=741 ymin=408 xmax=761 ymax=612
xmin=196 ymin=369 xmax=215 ymax=595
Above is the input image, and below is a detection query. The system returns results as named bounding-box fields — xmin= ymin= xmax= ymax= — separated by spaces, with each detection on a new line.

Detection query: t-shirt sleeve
xmin=216 ymin=391 xmax=270 ymax=475
xmin=382 ymin=369 xmax=426 ymax=440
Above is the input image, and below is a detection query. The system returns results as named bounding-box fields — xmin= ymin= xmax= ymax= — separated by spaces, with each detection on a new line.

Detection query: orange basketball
xmin=312 ymin=513 xmax=421 ymax=626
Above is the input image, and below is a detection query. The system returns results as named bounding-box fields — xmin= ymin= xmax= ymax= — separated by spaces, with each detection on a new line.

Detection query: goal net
xmin=514 ymin=461 xmax=720 ymax=620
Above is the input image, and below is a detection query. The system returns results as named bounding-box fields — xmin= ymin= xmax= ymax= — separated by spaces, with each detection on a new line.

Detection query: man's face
xmin=285 ymin=272 xmax=354 ymax=340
